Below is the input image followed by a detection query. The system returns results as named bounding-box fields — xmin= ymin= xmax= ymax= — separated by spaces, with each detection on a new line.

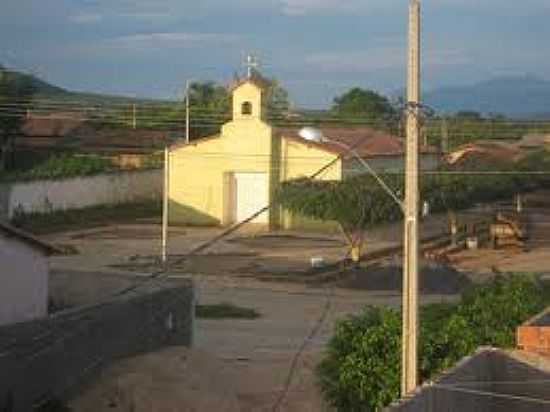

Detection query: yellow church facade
xmin=168 ymin=76 xmax=440 ymax=230
xmin=167 ymin=77 xmax=341 ymax=230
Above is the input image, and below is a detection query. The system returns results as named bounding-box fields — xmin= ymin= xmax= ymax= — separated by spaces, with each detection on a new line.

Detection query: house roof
xmin=16 ymin=115 xmax=169 ymax=154
xmin=519 ymin=133 xmax=550 ymax=148
xmin=445 ymin=140 xmax=524 ymax=166
xmin=20 ymin=113 xmax=85 ymax=138
xmin=0 ymin=221 xmax=61 ymax=255
xmin=276 ymin=126 xmax=440 ymax=158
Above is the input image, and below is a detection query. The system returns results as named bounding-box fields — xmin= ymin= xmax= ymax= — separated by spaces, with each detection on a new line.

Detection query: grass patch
xmin=196 ymin=303 xmax=261 ymax=320
xmin=11 ymin=200 xmax=161 ymax=234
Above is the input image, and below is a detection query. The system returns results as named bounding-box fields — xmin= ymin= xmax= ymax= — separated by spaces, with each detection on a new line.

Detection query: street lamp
xmin=298 ymin=127 xmax=404 ymax=211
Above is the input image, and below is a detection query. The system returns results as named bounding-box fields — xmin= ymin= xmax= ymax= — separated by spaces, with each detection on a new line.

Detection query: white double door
xmin=233 ymin=172 xmax=269 ymax=224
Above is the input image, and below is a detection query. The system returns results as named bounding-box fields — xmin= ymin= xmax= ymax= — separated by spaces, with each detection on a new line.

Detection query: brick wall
xmin=0 ymin=279 xmax=194 ymax=412
xmin=517 ymin=307 xmax=550 ymax=354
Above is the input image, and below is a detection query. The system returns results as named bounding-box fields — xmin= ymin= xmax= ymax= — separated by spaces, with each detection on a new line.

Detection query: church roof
xmin=229 ymin=71 xmax=271 ymax=92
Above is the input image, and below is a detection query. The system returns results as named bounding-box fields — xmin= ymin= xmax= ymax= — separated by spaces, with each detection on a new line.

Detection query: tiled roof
xmin=21 ymin=113 xmax=85 ymax=138
xmin=276 ymin=126 xmax=439 ymax=158
xmin=16 ymin=115 xmax=168 ymax=153
xmin=446 ymin=141 xmax=524 ymax=165
xmin=0 ymin=221 xmax=61 ymax=255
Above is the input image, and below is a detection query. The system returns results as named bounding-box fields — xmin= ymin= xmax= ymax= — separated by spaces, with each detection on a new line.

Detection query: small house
xmin=0 ymin=221 xmax=59 ymax=326
xmin=168 ymin=73 xmax=440 ymax=230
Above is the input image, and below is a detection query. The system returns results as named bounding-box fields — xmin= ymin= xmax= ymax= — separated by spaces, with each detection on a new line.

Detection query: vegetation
xmin=0 ymin=66 xmax=36 ymax=171
xmin=0 ymin=153 xmax=114 ymax=182
xmin=317 ymin=274 xmax=549 ymax=411
xmin=329 ymin=88 xmax=400 ymax=135
xmin=425 ymin=113 xmax=550 ymax=151
xmin=196 ymin=302 xmax=261 ymax=319
xmin=11 ymin=200 xmax=161 ymax=234
xmin=332 ymin=88 xmax=396 ymax=120
xmin=277 ymin=149 xmax=550 ymax=261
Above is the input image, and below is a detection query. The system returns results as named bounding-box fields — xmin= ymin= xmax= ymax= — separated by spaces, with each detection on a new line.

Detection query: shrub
xmin=317 ymin=274 xmax=548 ymax=411
xmin=1 ymin=153 xmax=113 ymax=182
xmin=317 ymin=307 xmax=401 ymax=412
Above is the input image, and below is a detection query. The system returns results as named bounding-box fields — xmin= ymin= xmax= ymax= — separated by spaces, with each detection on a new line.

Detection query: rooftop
xmin=277 ymin=126 xmax=439 ymax=158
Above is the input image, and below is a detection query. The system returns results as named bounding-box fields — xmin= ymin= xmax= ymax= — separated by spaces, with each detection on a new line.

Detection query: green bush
xmin=1 ymin=153 xmax=113 ymax=182
xmin=317 ymin=307 xmax=401 ymax=412
xmin=317 ymin=274 xmax=548 ymax=411
xmin=278 ymin=149 xmax=550 ymax=237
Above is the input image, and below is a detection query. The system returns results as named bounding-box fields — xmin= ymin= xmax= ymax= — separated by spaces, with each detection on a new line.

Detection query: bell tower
xmin=231 ymin=54 xmax=267 ymax=121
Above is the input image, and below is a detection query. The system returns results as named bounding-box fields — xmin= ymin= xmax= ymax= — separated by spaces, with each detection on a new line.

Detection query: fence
xmin=0 ymin=169 xmax=162 ymax=219
xmin=0 ymin=279 xmax=194 ymax=412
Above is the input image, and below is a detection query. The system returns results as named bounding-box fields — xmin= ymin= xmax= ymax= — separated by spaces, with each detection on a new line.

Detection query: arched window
xmin=241 ymin=101 xmax=253 ymax=115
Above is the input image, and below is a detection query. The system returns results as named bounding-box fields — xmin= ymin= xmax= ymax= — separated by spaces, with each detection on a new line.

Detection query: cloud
xmin=68 ymin=12 xmax=102 ymax=24
xmin=304 ymin=46 xmax=471 ymax=73
xmin=116 ymin=12 xmax=174 ymax=21
xmin=98 ymin=32 xmax=242 ymax=51
xmin=280 ymin=0 xmax=383 ymax=15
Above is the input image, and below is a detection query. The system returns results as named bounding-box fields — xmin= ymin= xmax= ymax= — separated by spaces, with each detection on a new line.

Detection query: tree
xmin=277 ymin=175 xmax=403 ymax=263
xmin=0 ymin=66 xmax=35 ymax=171
xmin=265 ymin=78 xmax=290 ymax=117
xmin=188 ymin=81 xmax=231 ymax=139
xmin=332 ymin=87 xmax=396 ymax=120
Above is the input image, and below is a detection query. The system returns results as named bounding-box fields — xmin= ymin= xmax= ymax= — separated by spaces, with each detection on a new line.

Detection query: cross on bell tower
xmin=245 ymin=54 xmax=259 ymax=79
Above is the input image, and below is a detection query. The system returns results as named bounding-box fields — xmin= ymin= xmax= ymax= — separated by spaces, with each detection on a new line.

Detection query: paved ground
xmin=44 ymin=194 xmax=550 ymax=411
xmin=45 ymin=213 xmax=456 ymax=411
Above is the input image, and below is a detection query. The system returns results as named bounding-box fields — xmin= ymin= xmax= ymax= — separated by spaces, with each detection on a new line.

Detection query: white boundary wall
xmin=0 ymin=169 xmax=162 ymax=218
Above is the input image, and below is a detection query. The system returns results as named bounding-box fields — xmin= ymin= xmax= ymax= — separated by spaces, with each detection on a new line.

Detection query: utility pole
xmin=185 ymin=80 xmax=191 ymax=144
xmin=132 ymin=103 xmax=137 ymax=129
xmin=161 ymin=147 xmax=169 ymax=263
xmin=402 ymin=0 xmax=420 ymax=396
xmin=441 ymin=117 xmax=449 ymax=154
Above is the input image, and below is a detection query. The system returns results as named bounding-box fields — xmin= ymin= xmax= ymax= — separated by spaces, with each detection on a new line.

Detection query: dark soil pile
xmin=339 ymin=261 xmax=471 ymax=295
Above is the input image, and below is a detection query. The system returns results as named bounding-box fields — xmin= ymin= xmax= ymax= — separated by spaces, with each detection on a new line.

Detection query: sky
xmin=1 ymin=0 xmax=550 ymax=108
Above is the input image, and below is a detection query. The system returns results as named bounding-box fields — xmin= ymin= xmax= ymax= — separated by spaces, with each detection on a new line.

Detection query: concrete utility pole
xmin=185 ymin=80 xmax=191 ymax=144
xmin=402 ymin=0 xmax=421 ymax=396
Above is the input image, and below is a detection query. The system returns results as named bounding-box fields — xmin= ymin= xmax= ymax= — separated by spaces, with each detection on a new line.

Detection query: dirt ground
xmin=43 ymin=194 xmax=550 ymax=411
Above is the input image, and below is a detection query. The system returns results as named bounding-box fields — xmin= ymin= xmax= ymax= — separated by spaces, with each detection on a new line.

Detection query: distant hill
xmin=0 ymin=66 xmax=170 ymax=105
xmin=424 ymin=75 xmax=550 ymax=117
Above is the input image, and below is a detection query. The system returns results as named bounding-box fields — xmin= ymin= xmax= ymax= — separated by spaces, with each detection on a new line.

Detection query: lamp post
xmin=298 ymin=127 xmax=403 ymax=211
xmin=161 ymin=146 xmax=169 ymax=264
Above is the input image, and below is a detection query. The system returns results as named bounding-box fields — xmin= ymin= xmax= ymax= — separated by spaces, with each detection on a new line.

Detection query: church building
xmin=167 ymin=72 xmax=440 ymax=230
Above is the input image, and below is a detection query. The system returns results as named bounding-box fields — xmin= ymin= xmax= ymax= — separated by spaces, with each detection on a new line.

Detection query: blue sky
xmin=2 ymin=0 xmax=550 ymax=108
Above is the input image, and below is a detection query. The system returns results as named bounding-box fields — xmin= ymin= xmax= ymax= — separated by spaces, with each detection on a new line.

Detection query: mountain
xmin=423 ymin=75 xmax=550 ymax=117
xmin=0 ymin=66 xmax=170 ymax=105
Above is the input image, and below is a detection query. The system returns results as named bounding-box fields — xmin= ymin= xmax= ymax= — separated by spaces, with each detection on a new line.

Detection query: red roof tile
xmin=276 ymin=126 xmax=438 ymax=158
